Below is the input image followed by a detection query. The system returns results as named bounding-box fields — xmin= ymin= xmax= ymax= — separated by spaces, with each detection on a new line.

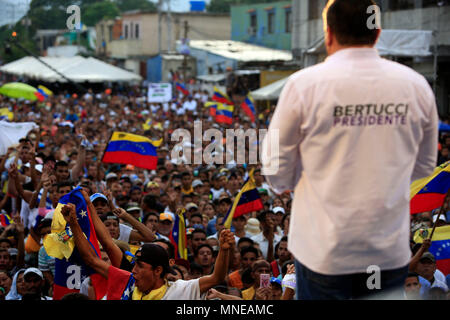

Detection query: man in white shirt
xmin=251 ymin=211 xmax=281 ymax=262
xmin=262 ymin=0 xmax=438 ymax=300
xmin=182 ymin=96 xmax=197 ymax=114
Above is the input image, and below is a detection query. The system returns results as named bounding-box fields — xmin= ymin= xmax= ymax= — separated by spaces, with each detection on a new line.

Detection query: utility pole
xmin=182 ymin=20 xmax=189 ymax=83
xmin=158 ymin=0 xmax=162 ymax=53
xmin=167 ymin=0 xmax=172 ymax=52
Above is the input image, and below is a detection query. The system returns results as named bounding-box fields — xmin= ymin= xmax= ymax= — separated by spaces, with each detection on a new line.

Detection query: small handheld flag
xmin=205 ymin=101 xmax=218 ymax=117
xmin=241 ymin=93 xmax=256 ymax=123
xmin=215 ymin=104 xmax=234 ymax=125
xmin=38 ymin=85 xmax=53 ymax=97
xmin=169 ymin=209 xmax=188 ymax=260
xmin=223 ymin=168 xmax=264 ymax=229
xmin=175 ymin=82 xmax=189 ymax=96
xmin=0 ymin=108 xmax=14 ymax=121
xmin=414 ymin=225 xmax=450 ymax=276
xmin=212 ymin=86 xmax=233 ymax=106
xmin=410 ymin=161 xmax=450 ymax=214
xmin=102 ymin=132 xmax=162 ymax=170
xmin=0 ymin=212 xmax=13 ymax=227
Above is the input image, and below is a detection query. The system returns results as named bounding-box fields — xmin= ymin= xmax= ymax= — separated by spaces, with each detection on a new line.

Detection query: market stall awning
xmin=0 ymin=56 xmax=142 ymax=83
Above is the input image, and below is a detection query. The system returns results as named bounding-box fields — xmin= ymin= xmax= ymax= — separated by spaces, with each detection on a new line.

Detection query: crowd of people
xmin=0 ymin=75 xmax=448 ymax=300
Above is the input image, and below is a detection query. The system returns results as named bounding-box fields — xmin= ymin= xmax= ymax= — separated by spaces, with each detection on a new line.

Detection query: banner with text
xmin=147 ymin=83 xmax=172 ymax=103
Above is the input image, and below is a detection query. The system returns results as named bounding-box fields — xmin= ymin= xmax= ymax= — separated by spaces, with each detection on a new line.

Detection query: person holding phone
xmin=241 ymin=259 xmax=271 ymax=300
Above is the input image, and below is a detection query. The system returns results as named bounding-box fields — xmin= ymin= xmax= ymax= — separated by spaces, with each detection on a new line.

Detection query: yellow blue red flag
xmin=169 ymin=209 xmax=188 ymax=259
xmin=215 ymin=104 xmax=234 ymax=125
xmin=241 ymin=93 xmax=256 ymax=122
xmin=212 ymin=86 xmax=233 ymax=105
xmin=410 ymin=161 xmax=450 ymax=214
xmin=102 ymin=132 xmax=163 ymax=170
xmin=43 ymin=187 xmax=106 ymax=300
xmin=223 ymin=168 xmax=264 ymax=229
xmin=414 ymin=225 xmax=450 ymax=275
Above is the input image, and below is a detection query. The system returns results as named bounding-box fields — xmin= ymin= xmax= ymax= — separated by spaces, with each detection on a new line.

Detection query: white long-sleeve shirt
xmin=262 ymin=48 xmax=438 ymax=275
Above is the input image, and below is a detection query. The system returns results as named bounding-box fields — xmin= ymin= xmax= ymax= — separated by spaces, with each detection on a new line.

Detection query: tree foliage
xmin=81 ymin=1 xmax=121 ymax=26
xmin=114 ymin=0 xmax=157 ymax=12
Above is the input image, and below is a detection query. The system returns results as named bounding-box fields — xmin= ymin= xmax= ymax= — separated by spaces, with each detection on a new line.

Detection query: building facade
xmin=231 ymin=1 xmax=292 ymax=50
xmin=291 ymin=0 xmax=450 ymax=116
xmin=95 ymin=10 xmax=230 ymax=80
xmin=99 ymin=11 xmax=231 ymax=59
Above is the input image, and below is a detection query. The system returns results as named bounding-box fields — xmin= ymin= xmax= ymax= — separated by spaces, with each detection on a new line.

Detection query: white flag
xmin=0 ymin=120 xmax=38 ymax=155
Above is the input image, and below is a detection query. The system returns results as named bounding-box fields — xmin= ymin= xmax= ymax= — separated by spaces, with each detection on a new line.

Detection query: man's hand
xmin=80 ymin=187 xmax=91 ymax=203
xmin=61 ymin=203 xmax=77 ymax=224
xmin=112 ymin=207 xmax=128 ymax=220
xmin=8 ymin=163 xmax=18 ymax=179
xmin=104 ymin=190 xmax=114 ymax=205
xmin=255 ymin=287 xmax=271 ymax=300
xmin=12 ymin=214 xmax=24 ymax=234
xmin=42 ymin=173 xmax=52 ymax=190
xmin=218 ymin=229 xmax=235 ymax=251
xmin=175 ymin=207 xmax=185 ymax=216
xmin=206 ymin=288 xmax=221 ymax=300
xmin=422 ymin=238 xmax=432 ymax=251
xmin=286 ymin=264 xmax=295 ymax=275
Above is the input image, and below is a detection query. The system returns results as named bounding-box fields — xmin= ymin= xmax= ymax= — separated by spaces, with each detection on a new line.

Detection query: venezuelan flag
xmin=0 ymin=108 xmax=13 ymax=121
xmin=205 ymin=101 xmax=218 ymax=116
xmin=43 ymin=187 xmax=106 ymax=300
xmin=38 ymin=85 xmax=53 ymax=97
xmin=414 ymin=225 xmax=450 ymax=276
xmin=175 ymin=82 xmax=189 ymax=96
xmin=169 ymin=209 xmax=188 ymax=260
xmin=37 ymin=89 xmax=48 ymax=99
xmin=410 ymin=161 xmax=450 ymax=214
xmin=102 ymin=132 xmax=162 ymax=170
xmin=33 ymin=91 xmax=45 ymax=102
xmin=212 ymin=86 xmax=233 ymax=105
xmin=223 ymin=169 xmax=264 ymax=229
xmin=241 ymin=93 xmax=256 ymax=122
xmin=142 ymin=119 xmax=152 ymax=131
xmin=0 ymin=212 xmax=13 ymax=227
xmin=215 ymin=104 xmax=234 ymax=125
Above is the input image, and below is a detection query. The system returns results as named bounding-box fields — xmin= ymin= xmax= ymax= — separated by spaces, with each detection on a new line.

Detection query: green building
xmin=231 ymin=1 xmax=292 ymax=51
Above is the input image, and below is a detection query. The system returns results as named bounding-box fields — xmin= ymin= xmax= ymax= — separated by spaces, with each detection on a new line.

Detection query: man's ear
xmin=169 ymin=258 xmax=175 ymax=267
xmin=154 ymin=265 xmax=164 ymax=277
xmin=325 ymin=26 xmax=333 ymax=48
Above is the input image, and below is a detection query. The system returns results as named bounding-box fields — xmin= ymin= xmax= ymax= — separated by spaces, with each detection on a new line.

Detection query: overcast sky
xmin=0 ymin=0 xmax=210 ymax=29
xmin=0 ymin=0 xmax=30 ymax=28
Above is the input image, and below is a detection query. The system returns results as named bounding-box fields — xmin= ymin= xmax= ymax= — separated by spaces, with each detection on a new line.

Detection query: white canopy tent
xmin=0 ymin=56 xmax=142 ymax=83
xmin=251 ymin=77 xmax=289 ymax=100
xmin=306 ymin=29 xmax=434 ymax=57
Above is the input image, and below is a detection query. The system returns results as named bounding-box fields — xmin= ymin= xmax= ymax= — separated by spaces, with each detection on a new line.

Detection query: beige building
xmin=95 ymin=18 xmax=123 ymax=58
xmin=97 ymin=11 xmax=231 ymax=59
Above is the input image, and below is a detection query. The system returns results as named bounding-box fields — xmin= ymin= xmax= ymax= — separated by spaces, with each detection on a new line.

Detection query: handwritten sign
xmin=147 ymin=83 xmax=172 ymax=103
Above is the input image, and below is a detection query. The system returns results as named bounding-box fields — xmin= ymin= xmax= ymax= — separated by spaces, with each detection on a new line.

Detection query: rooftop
xmin=187 ymin=40 xmax=292 ymax=62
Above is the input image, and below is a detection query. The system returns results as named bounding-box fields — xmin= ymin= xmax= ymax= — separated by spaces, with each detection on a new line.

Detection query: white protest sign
xmin=147 ymin=83 xmax=172 ymax=103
